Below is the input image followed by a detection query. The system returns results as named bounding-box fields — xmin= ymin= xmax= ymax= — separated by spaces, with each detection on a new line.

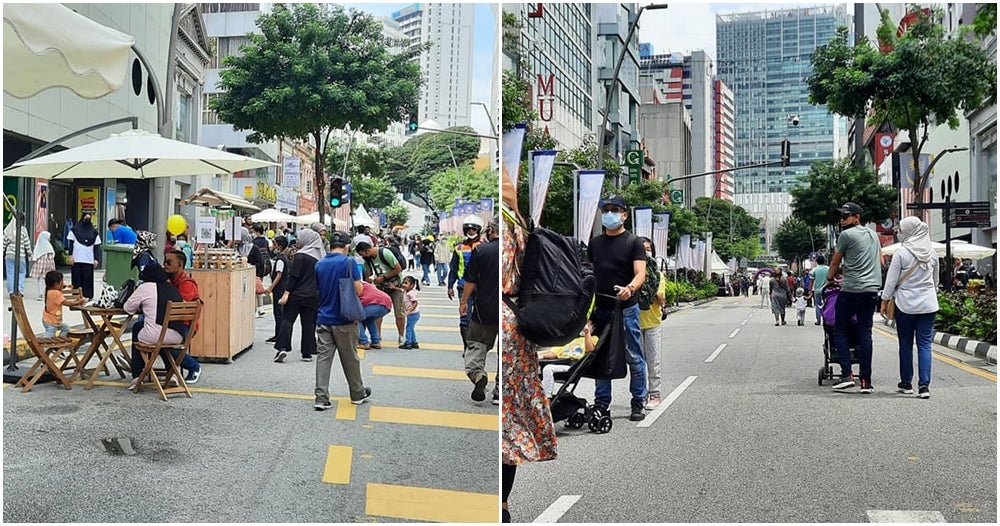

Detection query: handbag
xmin=338 ymin=262 xmax=365 ymax=322
xmin=113 ymin=279 xmax=138 ymax=309
xmin=255 ymin=276 xmax=266 ymax=295
xmin=580 ymin=296 xmax=628 ymax=380
xmin=885 ymin=259 xmax=920 ymax=320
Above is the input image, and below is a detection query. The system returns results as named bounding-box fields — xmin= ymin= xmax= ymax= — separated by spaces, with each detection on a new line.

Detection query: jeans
xmin=359 ymin=304 xmax=390 ymax=345
xmin=130 ymin=317 xmax=199 ymax=377
xmin=5 ymin=257 xmax=26 ymax=295
xmin=421 ymin=263 xmax=431 ymax=284
xmin=813 ymin=292 xmax=824 ymax=324
xmin=594 ymin=303 xmax=647 ymax=409
xmin=895 ymin=309 xmax=935 ymax=387
xmin=404 ymin=312 xmax=420 ymax=345
xmin=435 ymin=263 xmax=448 ymax=286
xmin=43 ymin=321 xmax=70 ymax=338
xmin=834 ymin=291 xmax=879 ymax=381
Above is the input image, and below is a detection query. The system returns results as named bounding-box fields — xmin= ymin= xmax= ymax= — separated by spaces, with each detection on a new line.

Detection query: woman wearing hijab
xmin=273 ymin=228 xmax=324 ymax=363
xmin=123 ymin=262 xmax=185 ymax=391
xmin=29 ymin=231 xmax=56 ymax=300
xmin=4 ymin=219 xmax=33 ymax=295
xmin=67 ymin=213 xmax=101 ymax=300
xmin=880 ymin=216 xmax=939 ymax=399
xmin=131 ymin=231 xmax=158 ymax=274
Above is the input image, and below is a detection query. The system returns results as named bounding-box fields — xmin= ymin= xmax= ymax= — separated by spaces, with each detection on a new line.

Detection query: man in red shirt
xmin=163 ymin=250 xmax=203 ymax=383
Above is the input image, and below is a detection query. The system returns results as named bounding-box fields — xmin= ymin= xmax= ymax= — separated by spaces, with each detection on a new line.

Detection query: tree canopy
xmin=384 ymin=127 xmax=482 ymax=197
xmin=790 ymin=159 xmax=897 ymax=227
xmin=773 ymin=217 xmax=825 ymax=263
xmin=429 ymin=165 xmax=498 ymax=214
xmin=211 ymin=3 xmax=425 ymax=222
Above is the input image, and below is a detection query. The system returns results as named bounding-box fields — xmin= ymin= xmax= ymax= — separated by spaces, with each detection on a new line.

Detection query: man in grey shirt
xmin=828 ymin=202 xmax=882 ymax=393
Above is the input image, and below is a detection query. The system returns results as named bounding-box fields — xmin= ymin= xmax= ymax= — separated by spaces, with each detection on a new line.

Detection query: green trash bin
xmin=103 ymin=243 xmax=138 ymax=289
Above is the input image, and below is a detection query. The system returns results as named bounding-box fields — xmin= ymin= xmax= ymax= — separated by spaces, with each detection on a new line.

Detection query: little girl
xmin=30 ymin=231 xmax=56 ymax=301
xmin=42 ymin=271 xmax=83 ymax=337
xmin=794 ymin=287 xmax=808 ymax=326
xmin=400 ymin=276 xmax=421 ymax=349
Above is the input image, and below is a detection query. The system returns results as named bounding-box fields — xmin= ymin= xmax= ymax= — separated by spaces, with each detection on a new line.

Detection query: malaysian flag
xmin=898 ymin=153 xmax=931 ymax=224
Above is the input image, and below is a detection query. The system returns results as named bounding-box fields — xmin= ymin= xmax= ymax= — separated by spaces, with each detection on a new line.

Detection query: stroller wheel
xmin=596 ymin=416 xmax=613 ymax=434
xmin=566 ymin=412 xmax=585 ymax=429
xmin=818 ymin=367 xmax=824 ymax=386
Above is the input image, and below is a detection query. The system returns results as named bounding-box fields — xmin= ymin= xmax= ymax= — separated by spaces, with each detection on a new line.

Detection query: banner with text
xmin=653 ymin=212 xmax=670 ymax=264
xmin=282 ymin=156 xmax=300 ymax=188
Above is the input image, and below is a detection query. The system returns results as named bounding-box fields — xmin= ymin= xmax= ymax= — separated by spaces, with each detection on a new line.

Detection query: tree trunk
xmin=909 ymin=127 xmax=925 ymax=207
xmin=314 ymin=131 xmax=326 ymax=224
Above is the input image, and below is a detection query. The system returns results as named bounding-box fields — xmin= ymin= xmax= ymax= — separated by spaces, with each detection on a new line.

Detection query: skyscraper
xmin=392 ymin=4 xmax=475 ymax=129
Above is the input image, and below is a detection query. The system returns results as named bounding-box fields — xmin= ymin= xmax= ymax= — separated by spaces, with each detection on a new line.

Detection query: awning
xmin=180 ymin=188 xmax=260 ymax=211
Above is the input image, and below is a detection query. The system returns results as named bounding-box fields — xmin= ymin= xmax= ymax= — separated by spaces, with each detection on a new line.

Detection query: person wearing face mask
xmin=67 ymin=213 xmax=101 ymax=300
xmin=447 ymin=214 xmax=486 ymax=347
xmin=588 ymin=195 xmax=648 ymax=422
xmin=264 ymin=235 xmax=290 ymax=344
xmin=828 ymin=202 xmax=882 ymax=393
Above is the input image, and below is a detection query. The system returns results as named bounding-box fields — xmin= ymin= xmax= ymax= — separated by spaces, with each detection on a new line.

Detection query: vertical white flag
xmin=679 ymin=234 xmax=691 ymax=269
xmin=695 ymin=240 xmax=706 ymax=273
xmin=704 ymin=231 xmax=714 ymax=276
xmin=502 ymin=123 xmax=527 ymax=190
xmin=653 ymin=213 xmax=670 ymax=261
xmin=633 ymin=207 xmax=653 ymax=240
xmin=577 ymin=170 xmax=605 ymax=244
xmin=530 ymin=150 xmax=558 ymax=227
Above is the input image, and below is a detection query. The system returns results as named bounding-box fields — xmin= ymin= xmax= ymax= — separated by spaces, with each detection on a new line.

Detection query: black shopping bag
xmin=580 ymin=299 xmax=628 ymax=380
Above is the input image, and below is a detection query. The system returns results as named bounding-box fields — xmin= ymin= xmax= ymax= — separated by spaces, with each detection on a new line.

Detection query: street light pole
xmin=596 ymin=4 xmax=669 ymax=177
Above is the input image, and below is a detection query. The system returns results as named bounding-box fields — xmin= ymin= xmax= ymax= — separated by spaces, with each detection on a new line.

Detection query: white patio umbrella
xmin=293 ymin=212 xmax=348 ymax=228
xmin=2 ymin=129 xmax=277 ymax=179
xmin=4 ymin=4 xmax=135 ymax=99
xmin=251 ymin=208 xmax=297 ymax=223
xmin=881 ymin=241 xmax=947 ymax=257
xmin=947 ymin=240 xmax=997 ymax=260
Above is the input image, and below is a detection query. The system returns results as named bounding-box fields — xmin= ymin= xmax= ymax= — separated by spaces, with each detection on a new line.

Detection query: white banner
xmin=530 ymin=150 xmax=557 ymax=227
xmin=502 ymin=123 xmax=526 ymax=190
xmin=577 ymin=170 xmax=605 ymax=244
xmin=694 ymin=240 xmax=706 ymax=273
xmin=679 ymin=234 xmax=692 ymax=269
xmin=282 ymin=157 xmax=301 ymax=188
xmin=704 ymin=231 xmax=713 ymax=276
xmin=653 ymin=213 xmax=670 ymax=261
xmin=633 ymin=207 xmax=653 ymax=240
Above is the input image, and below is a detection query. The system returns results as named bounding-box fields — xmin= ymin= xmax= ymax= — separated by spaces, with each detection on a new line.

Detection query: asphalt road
xmin=509 ymin=295 xmax=997 ymax=523
xmin=3 ymin=269 xmax=499 ymax=523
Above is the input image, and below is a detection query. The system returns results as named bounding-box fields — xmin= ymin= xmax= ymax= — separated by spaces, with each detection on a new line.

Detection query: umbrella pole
xmin=3 ymin=194 xmax=25 ymax=372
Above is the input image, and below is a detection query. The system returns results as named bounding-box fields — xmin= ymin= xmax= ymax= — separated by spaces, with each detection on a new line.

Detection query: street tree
xmin=807 ymin=6 xmax=996 ymax=203
xmin=383 ymin=202 xmax=410 ymax=229
xmin=774 ymin=216 xmax=825 ymax=264
xmin=350 ymin=176 xmax=398 ymax=211
xmin=790 ymin=159 xmax=897 ymax=228
xmin=429 ymin=165 xmax=498 ymax=213
xmin=326 ymin=143 xmax=386 ymax=181
xmin=385 ymin=127 xmax=481 ymax=198
xmin=690 ymin=198 xmax=762 ymax=262
xmin=211 ymin=4 xmax=424 ymax=223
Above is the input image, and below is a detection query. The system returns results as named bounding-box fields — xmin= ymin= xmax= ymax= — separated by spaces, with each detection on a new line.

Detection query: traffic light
xmin=780 ymin=140 xmax=791 ymax=167
xmin=407 ymin=115 xmax=419 ymax=134
xmin=329 ymin=177 xmax=343 ymax=208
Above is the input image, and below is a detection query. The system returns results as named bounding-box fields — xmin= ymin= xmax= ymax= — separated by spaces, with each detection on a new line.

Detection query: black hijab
xmin=139 ymin=263 xmax=186 ymax=333
xmin=71 ymin=214 xmax=99 ymax=247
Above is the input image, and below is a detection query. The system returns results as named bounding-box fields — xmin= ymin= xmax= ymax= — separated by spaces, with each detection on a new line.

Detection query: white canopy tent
xmin=251 ymin=208 xmax=297 ymax=223
xmin=292 ymin=212 xmax=348 ymax=228
xmin=353 ymin=204 xmax=377 ymax=229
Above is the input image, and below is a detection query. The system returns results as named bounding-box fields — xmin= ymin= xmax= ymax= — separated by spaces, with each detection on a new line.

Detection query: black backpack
xmin=503 ymin=227 xmax=596 ymax=347
xmin=247 ymin=244 xmax=270 ymax=278
xmin=637 ymin=255 xmax=661 ymax=310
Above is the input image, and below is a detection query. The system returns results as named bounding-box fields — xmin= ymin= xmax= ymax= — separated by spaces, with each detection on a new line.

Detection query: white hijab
xmin=899 ymin=216 xmax=935 ymax=263
xmin=32 ymin=231 xmax=55 ymax=261
xmin=295 ymin=229 xmax=326 ymax=263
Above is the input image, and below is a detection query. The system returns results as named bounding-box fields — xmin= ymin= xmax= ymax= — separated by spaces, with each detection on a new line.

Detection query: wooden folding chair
xmin=132 ymin=300 xmax=203 ymax=401
xmin=8 ymin=294 xmax=75 ymax=392
xmin=60 ymin=287 xmax=94 ymax=372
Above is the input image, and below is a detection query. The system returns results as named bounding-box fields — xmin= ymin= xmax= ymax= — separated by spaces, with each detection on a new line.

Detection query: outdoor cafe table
xmin=68 ymin=305 xmax=133 ymax=389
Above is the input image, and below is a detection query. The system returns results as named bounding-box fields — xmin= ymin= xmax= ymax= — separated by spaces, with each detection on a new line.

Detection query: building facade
xmin=595 ymin=3 xmax=642 ymax=171
xmin=639 ymin=101 xmax=692 ymax=205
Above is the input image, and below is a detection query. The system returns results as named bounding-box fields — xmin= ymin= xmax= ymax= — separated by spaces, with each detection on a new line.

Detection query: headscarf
xmin=139 ymin=262 xmax=186 ymax=333
xmin=899 ymin=216 xmax=935 ymax=263
xmin=295 ymin=228 xmax=326 ymax=262
xmin=132 ymin=230 xmax=156 ymax=260
xmin=310 ymin=222 xmax=327 ymax=234
xmin=237 ymin=232 xmax=254 ymax=258
xmin=32 ymin=231 xmax=54 ymax=261
xmin=71 ymin=213 xmax=98 ymax=247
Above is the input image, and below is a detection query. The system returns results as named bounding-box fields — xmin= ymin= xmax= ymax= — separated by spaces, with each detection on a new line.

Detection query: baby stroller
xmin=817 ymin=282 xmax=860 ymax=385
xmin=540 ymin=351 xmax=613 ymax=434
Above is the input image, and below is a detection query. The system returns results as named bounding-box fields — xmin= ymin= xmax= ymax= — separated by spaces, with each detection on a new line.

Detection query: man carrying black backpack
xmin=588 ymin=195 xmax=648 ymax=422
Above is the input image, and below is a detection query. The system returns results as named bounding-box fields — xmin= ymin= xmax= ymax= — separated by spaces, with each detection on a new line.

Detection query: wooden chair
xmin=132 ymin=300 xmax=203 ymax=401
xmin=60 ymin=287 xmax=94 ymax=372
xmin=8 ymin=294 xmax=75 ymax=392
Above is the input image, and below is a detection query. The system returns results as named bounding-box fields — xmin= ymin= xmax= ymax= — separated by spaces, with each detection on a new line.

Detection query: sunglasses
xmin=839 ymin=213 xmax=855 ymax=219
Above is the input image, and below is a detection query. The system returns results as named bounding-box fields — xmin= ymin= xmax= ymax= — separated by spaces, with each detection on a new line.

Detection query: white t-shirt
xmin=67 ymin=231 xmax=101 ymax=263
xmin=273 ymin=258 xmax=285 ymax=274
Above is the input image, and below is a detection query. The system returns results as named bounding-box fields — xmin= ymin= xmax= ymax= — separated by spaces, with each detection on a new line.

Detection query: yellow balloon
xmin=267 ymin=229 xmax=275 ymax=238
xmin=167 ymin=214 xmax=187 ymax=236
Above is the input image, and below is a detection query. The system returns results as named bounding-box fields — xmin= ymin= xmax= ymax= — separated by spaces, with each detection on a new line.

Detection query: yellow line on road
xmin=322 ymin=445 xmax=353 ymax=484
xmin=369 ymin=406 xmax=498 ymax=431
xmin=372 ymin=365 xmax=496 ymax=382
xmin=874 ymin=328 xmax=996 ymax=382
xmin=413 ymin=325 xmax=461 ymax=333
xmin=365 ymin=483 xmax=497 ymax=523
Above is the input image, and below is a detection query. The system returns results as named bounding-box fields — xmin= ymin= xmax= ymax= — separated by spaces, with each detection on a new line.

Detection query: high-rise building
xmin=595 ymin=3 xmax=642 ymax=171
xmin=392 ymin=4 xmax=475 ymax=129
xmin=716 ymin=5 xmax=848 ymax=252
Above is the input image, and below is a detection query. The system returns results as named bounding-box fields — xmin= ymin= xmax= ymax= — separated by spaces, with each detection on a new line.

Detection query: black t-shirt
xmin=587 ymin=231 xmax=645 ymax=308
xmin=283 ymin=253 xmax=319 ymax=308
xmin=465 ymin=238 xmax=499 ymax=326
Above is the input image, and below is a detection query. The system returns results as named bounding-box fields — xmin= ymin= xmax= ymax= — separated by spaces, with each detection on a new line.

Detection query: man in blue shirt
xmin=313 ymin=230 xmax=371 ymax=411
xmin=107 ymin=218 xmax=138 ymax=244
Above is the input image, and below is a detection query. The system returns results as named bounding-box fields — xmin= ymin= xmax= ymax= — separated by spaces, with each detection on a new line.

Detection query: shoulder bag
xmin=338 ymin=260 xmax=365 ymax=322
xmin=885 ymin=255 xmax=920 ymax=320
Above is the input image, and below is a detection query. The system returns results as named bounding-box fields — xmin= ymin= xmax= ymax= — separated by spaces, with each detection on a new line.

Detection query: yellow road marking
xmin=411 ymin=314 xmax=456 ymax=319
xmin=412 ymin=325 xmax=461 ymax=333
xmin=358 ymin=348 xmax=366 ymax=359
xmin=372 ymin=365 xmax=496 ymax=382
xmin=335 ymin=400 xmax=357 ymax=421
xmin=369 ymin=406 xmax=498 ymax=431
xmin=322 ymin=445 xmax=353 ymax=484
xmin=365 ymin=483 xmax=497 ymax=523
xmin=360 ymin=454 xmax=374 ymax=459
xmin=370 ymin=342 xmax=465 ymax=352
xmin=874 ymin=328 xmax=996 ymax=382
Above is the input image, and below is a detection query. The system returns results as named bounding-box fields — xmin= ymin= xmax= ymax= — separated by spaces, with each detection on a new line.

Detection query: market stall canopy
xmin=2 ymin=129 xmax=278 ymax=180
xmin=353 ymin=204 xmax=377 ymax=229
xmin=251 ymin=208 xmax=297 ymax=223
xmin=181 ymin=188 xmax=260 ymax=212
xmin=293 ymin=212 xmax=348 ymax=228
xmin=4 ymin=4 xmax=136 ymax=99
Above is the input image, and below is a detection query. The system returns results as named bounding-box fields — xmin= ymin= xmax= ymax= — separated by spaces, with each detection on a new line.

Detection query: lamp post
xmin=596 ymin=3 xmax=669 ymax=176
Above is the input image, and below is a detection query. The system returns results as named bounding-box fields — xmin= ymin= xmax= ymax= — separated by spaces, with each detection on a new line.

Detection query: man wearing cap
xmin=828 ymin=202 xmax=882 ymax=393
xmin=355 ymin=237 xmax=406 ymax=345
xmin=460 ymin=217 xmax=500 ymax=404
xmin=313 ymin=230 xmax=372 ymax=410
xmin=588 ymin=195 xmax=648 ymax=422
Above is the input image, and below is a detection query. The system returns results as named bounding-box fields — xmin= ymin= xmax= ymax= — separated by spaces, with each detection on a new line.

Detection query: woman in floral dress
xmin=501 ymin=175 xmax=556 ymax=523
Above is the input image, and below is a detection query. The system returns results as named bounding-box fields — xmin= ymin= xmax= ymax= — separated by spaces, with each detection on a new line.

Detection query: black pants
xmin=271 ymin=290 xmax=285 ymax=339
xmin=502 ymin=463 xmax=516 ymax=502
xmin=71 ymin=262 xmax=95 ymax=299
xmin=275 ymin=300 xmax=317 ymax=359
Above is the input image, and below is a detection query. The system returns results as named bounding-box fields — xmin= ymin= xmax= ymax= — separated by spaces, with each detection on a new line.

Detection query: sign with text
xmin=949 ymin=201 xmax=991 ymax=228
xmin=282 ymin=156 xmax=300 ymax=188
xmin=625 ymin=150 xmax=642 ymax=186
xmin=669 ymin=189 xmax=684 ymax=205
xmin=77 ymin=187 xmax=100 ymax=224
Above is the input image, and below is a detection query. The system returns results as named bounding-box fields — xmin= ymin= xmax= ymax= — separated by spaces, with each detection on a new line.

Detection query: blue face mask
xmin=602 ymin=212 xmax=624 ymax=230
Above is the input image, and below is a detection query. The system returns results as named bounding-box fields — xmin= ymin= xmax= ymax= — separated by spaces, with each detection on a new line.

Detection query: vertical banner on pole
xmin=502 ymin=123 xmax=527 ymax=190
xmin=653 ymin=213 xmax=670 ymax=264
xmin=695 ymin=240 xmax=706 ymax=273
xmin=633 ymin=206 xmax=653 ymax=240
xmin=679 ymin=234 xmax=692 ymax=270
xmin=529 ymin=150 xmax=557 ymax=227
xmin=577 ymin=170 xmax=605 ymax=244
xmin=703 ymin=231 xmax=714 ymax=276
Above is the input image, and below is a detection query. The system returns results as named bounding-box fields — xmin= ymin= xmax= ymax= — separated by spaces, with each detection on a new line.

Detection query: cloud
xmin=640 ymin=3 xmax=719 ymax=59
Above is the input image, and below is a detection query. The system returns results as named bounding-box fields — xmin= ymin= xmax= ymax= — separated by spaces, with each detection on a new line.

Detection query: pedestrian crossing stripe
xmin=866 ymin=510 xmax=947 ymax=522
xmin=365 ymin=483 xmax=497 ymax=523
xmin=372 ymin=365 xmax=496 ymax=382
xmin=369 ymin=406 xmax=498 ymax=431
xmin=365 ymin=342 xmax=465 ymax=351
xmin=322 ymin=445 xmax=353 ymax=484
xmin=410 ymin=325 xmax=461 ymax=333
